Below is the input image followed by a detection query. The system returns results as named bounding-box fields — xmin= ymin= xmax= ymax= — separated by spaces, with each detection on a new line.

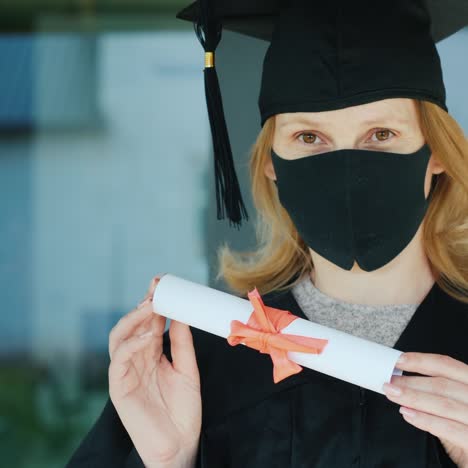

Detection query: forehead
xmin=276 ymin=98 xmax=416 ymax=129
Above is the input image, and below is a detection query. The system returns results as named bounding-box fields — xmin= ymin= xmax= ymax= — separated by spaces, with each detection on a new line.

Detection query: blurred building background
xmin=0 ymin=2 xmax=466 ymax=467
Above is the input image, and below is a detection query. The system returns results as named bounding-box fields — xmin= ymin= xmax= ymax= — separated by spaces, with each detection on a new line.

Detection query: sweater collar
xmin=278 ymin=278 xmax=468 ymax=361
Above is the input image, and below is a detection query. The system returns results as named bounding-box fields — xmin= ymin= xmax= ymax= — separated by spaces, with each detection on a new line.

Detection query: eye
xmin=295 ymin=129 xmax=396 ymax=146
xmin=296 ymin=132 xmax=324 ymax=145
xmin=369 ymin=129 xmax=396 ymax=142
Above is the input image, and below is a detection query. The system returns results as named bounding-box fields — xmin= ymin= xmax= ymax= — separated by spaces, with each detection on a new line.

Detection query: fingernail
xmin=399 ymin=407 xmax=416 ymax=418
xmin=139 ymin=330 xmax=153 ymax=338
xmin=151 ymin=275 xmax=162 ymax=287
xmin=383 ymin=383 xmax=402 ymax=396
xmin=396 ymin=354 xmax=406 ymax=365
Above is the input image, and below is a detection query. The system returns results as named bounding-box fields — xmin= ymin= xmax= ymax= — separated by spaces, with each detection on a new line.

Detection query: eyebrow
xmin=279 ymin=116 xmax=410 ymax=129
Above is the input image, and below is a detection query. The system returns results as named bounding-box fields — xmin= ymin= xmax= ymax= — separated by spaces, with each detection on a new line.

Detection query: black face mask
xmin=271 ymin=143 xmax=434 ymax=271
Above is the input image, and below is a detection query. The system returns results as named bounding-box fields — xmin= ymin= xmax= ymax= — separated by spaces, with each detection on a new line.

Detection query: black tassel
xmin=193 ymin=0 xmax=249 ymax=229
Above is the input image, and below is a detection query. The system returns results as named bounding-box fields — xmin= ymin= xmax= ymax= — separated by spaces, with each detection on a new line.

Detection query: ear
xmin=429 ymin=152 xmax=445 ymax=175
xmin=264 ymin=159 xmax=277 ymax=182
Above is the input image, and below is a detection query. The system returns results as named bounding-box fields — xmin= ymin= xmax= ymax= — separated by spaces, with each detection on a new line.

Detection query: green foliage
xmin=0 ymin=364 xmax=105 ymax=468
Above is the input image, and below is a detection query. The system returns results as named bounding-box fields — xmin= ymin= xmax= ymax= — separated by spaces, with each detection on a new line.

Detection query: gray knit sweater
xmin=291 ymin=273 xmax=419 ymax=347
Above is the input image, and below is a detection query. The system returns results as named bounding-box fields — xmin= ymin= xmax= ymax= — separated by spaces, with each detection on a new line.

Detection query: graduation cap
xmin=175 ymin=0 xmax=468 ymax=229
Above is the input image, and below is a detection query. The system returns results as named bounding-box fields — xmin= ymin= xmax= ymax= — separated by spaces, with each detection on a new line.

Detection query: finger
xmin=391 ymin=375 xmax=468 ymax=406
xmin=108 ymin=272 xmax=167 ymax=359
xmin=108 ymin=297 xmax=155 ymax=359
xmin=396 ymin=352 xmax=468 ymax=385
xmin=145 ymin=273 xmax=166 ymax=300
xmin=383 ymin=382 xmax=468 ymax=426
xmin=399 ymin=406 xmax=468 ymax=449
xmin=134 ymin=313 xmax=155 ymax=336
xmin=169 ymin=320 xmax=200 ymax=385
xmin=108 ymin=274 xmax=168 ymax=360
xmin=109 ymin=332 xmax=155 ymax=382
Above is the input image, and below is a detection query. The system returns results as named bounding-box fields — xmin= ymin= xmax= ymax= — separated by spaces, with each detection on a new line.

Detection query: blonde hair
xmin=215 ymin=99 xmax=468 ymax=304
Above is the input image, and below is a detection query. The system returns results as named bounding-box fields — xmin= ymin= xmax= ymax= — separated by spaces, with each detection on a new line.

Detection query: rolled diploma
xmin=152 ymin=273 xmax=404 ymax=395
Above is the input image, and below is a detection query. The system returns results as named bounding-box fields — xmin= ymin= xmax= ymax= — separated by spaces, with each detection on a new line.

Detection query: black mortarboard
xmin=176 ymin=0 xmax=468 ymax=229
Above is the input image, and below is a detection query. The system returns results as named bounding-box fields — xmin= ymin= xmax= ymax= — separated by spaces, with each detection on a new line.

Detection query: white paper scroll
xmin=151 ymin=273 xmax=404 ymax=395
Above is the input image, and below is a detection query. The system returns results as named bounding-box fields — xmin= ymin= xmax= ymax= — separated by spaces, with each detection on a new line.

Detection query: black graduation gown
xmin=66 ymin=279 xmax=468 ymax=468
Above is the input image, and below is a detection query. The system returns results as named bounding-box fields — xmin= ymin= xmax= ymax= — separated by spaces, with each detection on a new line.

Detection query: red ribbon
xmin=227 ymin=287 xmax=329 ymax=383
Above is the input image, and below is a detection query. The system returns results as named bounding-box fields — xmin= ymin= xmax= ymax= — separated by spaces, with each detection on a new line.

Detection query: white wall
xmin=30 ymin=31 xmax=211 ymax=369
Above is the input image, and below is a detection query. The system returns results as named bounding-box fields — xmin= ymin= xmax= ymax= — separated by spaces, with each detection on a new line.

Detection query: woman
xmin=66 ymin=96 xmax=468 ymax=468
xmin=66 ymin=1 xmax=468 ymax=467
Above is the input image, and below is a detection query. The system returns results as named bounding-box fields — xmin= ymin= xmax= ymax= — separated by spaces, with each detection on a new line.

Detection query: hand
xmin=382 ymin=352 xmax=468 ymax=468
xmin=108 ymin=275 xmax=202 ymax=467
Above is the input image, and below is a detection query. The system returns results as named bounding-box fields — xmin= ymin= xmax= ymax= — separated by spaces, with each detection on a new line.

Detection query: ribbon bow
xmin=227 ymin=287 xmax=329 ymax=383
